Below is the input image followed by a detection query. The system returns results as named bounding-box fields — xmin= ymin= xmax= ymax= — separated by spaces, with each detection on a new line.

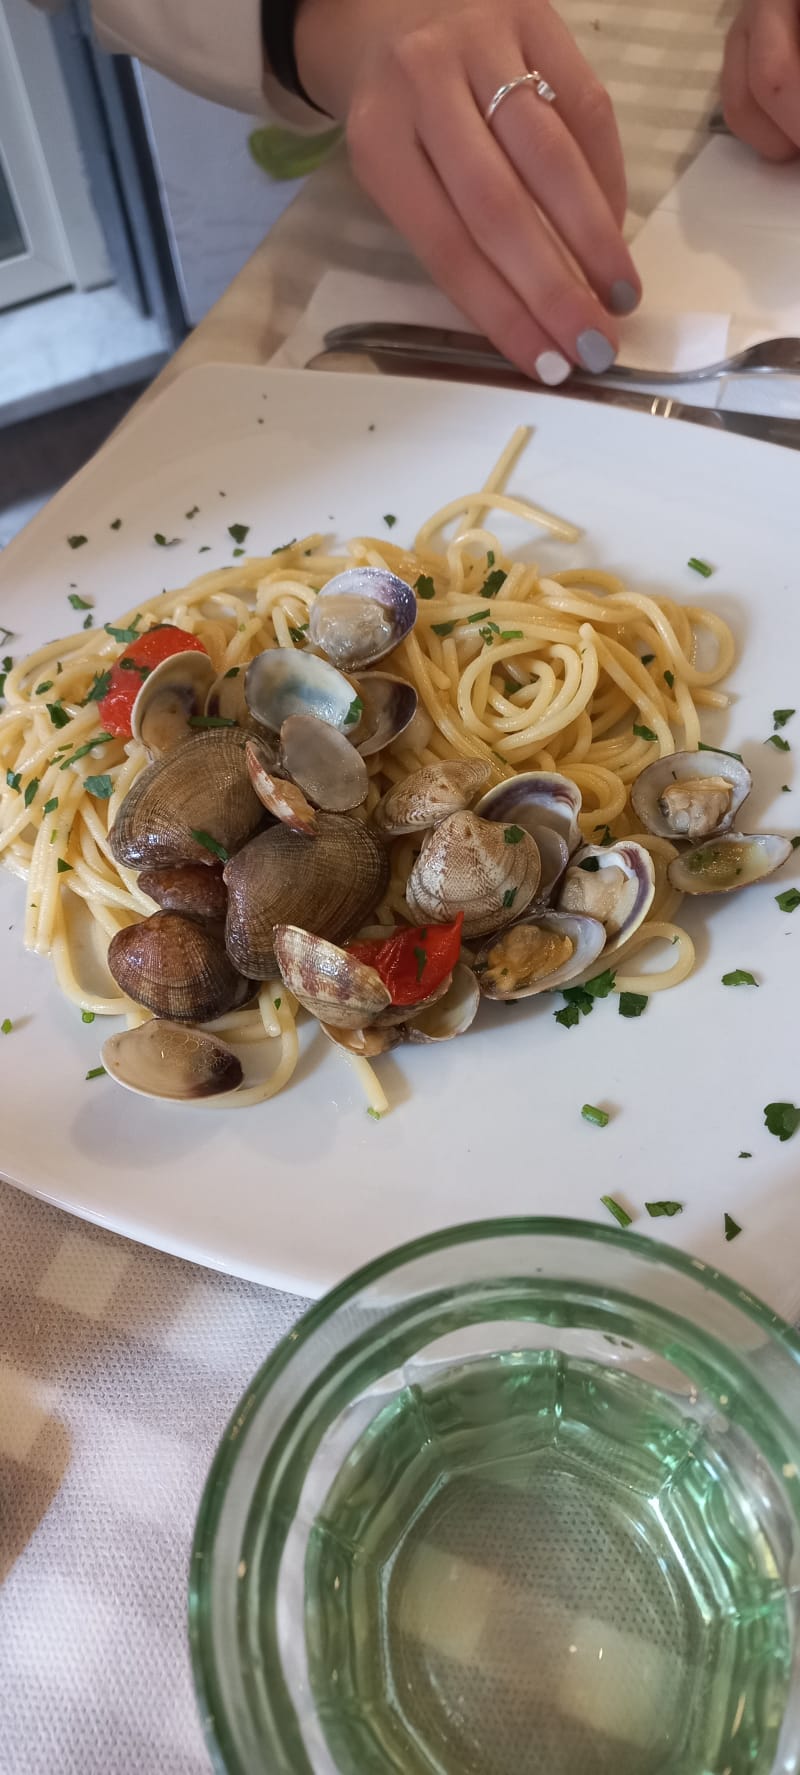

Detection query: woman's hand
xmin=294 ymin=0 xmax=640 ymax=382
xmin=722 ymin=0 xmax=800 ymax=160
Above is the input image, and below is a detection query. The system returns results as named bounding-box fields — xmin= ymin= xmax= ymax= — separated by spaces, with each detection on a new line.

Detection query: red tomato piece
xmin=348 ymin=912 xmax=464 ymax=1006
xmin=99 ymin=625 xmax=209 ymax=737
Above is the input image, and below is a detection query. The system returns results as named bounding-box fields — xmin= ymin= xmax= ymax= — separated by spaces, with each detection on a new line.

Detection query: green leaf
xmin=583 ymin=1103 xmax=610 ymax=1128
xmin=586 ymin=969 xmax=616 ymax=1000
xmin=35 ymin=681 xmax=54 ymax=696
xmin=105 ymin=618 xmax=142 ymax=645
xmin=499 ymin=630 xmax=523 ymax=642
xmin=594 ymin=824 xmax=614 ymax=846
xmin=46 ymin=702 xmax=70 ymax=729
xmin=724 ymin=1213 xmax=742 ymax=1241
xmin=619 ymin=991 xmax=648 ymax=1018
xmin=633 ymin=723 xmax=657 ymax=743
xmin=773 ymin=709 xmax=795 ymax=729
xmin=83 ymin=613 xmax=93 ymax=629
xmin=248 ymin=123 xmax=342 ymax=182
xmin=687 ymin=556 xmax=713 ymax=577
xmin=110 ymin=517 xmax=122 ymax=530
xmin=640 ymin=654 xmax=655 ymax=666
xmin=413 ymin=944 xmax=427 ymax=983
xmin=601 ymin=1194 xmax=630 ymax=1225
xmin=67 ymin=534 xmax=88 ymax=550
xmin=6 ymin=770 xmax=20 ymax=792
xmin=82 ymin=1010 xmax=96 ymax=1023
xmin=503 ymin=825 xmax=524 ymax=845
xmin=57 ymin=858 xmax=72 ymax=873
xmin=721 ymin=969 xmax=758 ymax=986
xmin=224 ymin=666 xmax=241 ymax=679
xmin=85 ymin=1065 xmax=106 ymax=1080
xmin=383 ymin=513 xmax=397 ymax=529
xmin=43 ymin=797 xmax=58 ymax=816
xmin=344 ymin=696 xmax=364 ymax=727
xmin=663 ymin=669 xmax=674 ymax=689
xmin=776 ymin=889 xmax=800 ymax=913
xmin=190 ymin=828 xmax=230 ymax=864
xmin=59 ymin=734 xmax=113 ymax=770
xmin=468 ymin=608 xmax=490 ymax=624
xmin=228 ymin=523 xmax=250 ymax=545
xmin=764 ymin=1101 xmax=800 ymax=1141
xmin=482 ymin=569 xmax=507 ymax=599
xmin=415 ymin=574 xmax=436 ymax=600
xmin=503 ymin=680 xmax=518 ymax=698
xmin=698 ymin=742 xmax=743 ymax=763
xmin=366 ymin=1105 xmax=383 ymax=1121
xmin=23 ymin=777 xmax=39 ymax=808
xmin=432 ymin=621 xmax=455 ymax=637
xmin=767 ymin=734 xmax=790 ymax=751
xmin=68 ymin=592 xmax=92 ymax=610
xmin=271 ymin=538 xmax=297 ymax=555
xmin=288 ymin=626 xmax=308 ymax=645
xmin=560 ymin=986 xmax=593 ymax=1015
xmin=554 ymin=1003 xmax=581 ymax=1029
xmin=84 ymin=773 xmax=114 ymax=799
xmin=232 ymin=547 xmax=245 ymax=557
xmin=739 ymin=1151 xmax=751 ymax=1158
xmin=502 ymin=888 xmax=517 ymax=909
xmin=82 ymin=669 xmax=112 ymax=705
xmin=646 ymin=1201 xmax=683 ymax=1217
xmin=154 ymin=533 xmax=180 ymax=547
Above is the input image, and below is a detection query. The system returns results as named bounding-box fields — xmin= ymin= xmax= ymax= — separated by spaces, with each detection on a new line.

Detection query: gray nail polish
xmin=577 ymin=328 xmax=616 ymax=374
xmin=535 ymin=350 xmax=571 ymax=386
xmin=610 ymin=278 xmax=639 ymax=316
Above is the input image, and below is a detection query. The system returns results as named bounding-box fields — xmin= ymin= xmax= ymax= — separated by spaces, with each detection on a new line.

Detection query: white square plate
xmin=1 ymin=366 xmax=798 ymax=1307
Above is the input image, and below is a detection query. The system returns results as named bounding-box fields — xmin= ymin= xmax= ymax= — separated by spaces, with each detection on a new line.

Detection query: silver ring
xmin=485 ymin=70 xmax=557 ymax=125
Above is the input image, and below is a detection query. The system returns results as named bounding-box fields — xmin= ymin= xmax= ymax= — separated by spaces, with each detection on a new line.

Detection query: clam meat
xmin=474 ymin=911 xmax=606 ymax=1000
xmin=668 ymin=831 xmax=792 ymax=895
xmin=558 ymin=840 xmax=654 ymax=953
xmin=308 ymin=566 xmax=416 ymax=670
xmin=631 ymin=750 xmax=751 ymax=842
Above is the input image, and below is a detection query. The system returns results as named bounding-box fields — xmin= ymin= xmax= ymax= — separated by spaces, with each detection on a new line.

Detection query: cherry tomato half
xmin=348 ymin=912 xmax=464 ymax=1006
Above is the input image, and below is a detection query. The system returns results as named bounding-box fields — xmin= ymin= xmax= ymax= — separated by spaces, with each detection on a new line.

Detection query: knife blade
xmin=311 ymin=331 xmax=800 ymax=452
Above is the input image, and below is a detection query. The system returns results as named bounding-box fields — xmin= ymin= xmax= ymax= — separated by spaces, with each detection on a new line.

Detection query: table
xmin=0 ymin=3 xmax=734 ymax=1766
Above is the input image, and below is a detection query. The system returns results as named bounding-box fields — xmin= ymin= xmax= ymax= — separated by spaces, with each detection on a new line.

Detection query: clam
xmin=102 ymin=1019 xmax=243 ymax=1102
xmin=353 ymin=672 xmax=418 ymax=758
xmin=245 ymin=648 xmax=355 ymax=734
xmin=668 ymin=831 xmax=792 ymax=895
xmin=474 ymin=912 xmax=606 ymax=1001
xmin=205 ymin=665 xmax=256 ymax=729
xmin=110 ymin=729 xmax=264 ymax=870
xmin=308 ymin=566 xmax=416 ymax=670
xmin=245 ymin=736 xmax=318 ymax=835
xmin=108 ymin=911 xmax=252 ymax=1021
xmin=371 ymin=967 xmax=455 ymax=1029
xmin=137 ymin=861 xmax=228 ymax=921
xmin=557 ymin=841 xmax=655 ymax=954
xmin=406 ymin=963 xmax=480 ymax=1041
xmin=406 ymin=810 xmax=541 ymax=938
xmin=273 ymin=925 xmax=391 ymax=1028
xmin=280 ymin=714 xmax=368 ymax=811
xmin=631 ymin=750 xmax=751 ymax=842
xmin=131 ymin=650 xmax=216 ymax=759
xmin=476 ymin=772 xmax=582 ymax=899
xmin=373 ymin=760 xmax=492 ymax=838
xmin=321 ymin=1022 xmax=402 ymax=1057
xmin=224 ymin=812 xmax=389 ymax=979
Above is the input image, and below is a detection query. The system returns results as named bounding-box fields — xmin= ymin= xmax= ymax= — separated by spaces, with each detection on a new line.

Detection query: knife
xmin=314 ymin=326 xmax=800 ymax=452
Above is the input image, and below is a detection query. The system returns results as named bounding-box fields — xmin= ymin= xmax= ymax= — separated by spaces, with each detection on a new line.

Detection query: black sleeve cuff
xmin=260 ymin=0 xmax=328 ymax=112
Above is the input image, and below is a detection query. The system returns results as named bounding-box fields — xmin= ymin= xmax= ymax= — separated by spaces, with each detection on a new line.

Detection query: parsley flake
xmin=776 ymin=889 xmax=800 ymax=913
xmin=619 ymin=991 xmax=648 ymax=1018
xmin=561 ymin=986 xmax=594 ymax=1015
xmin=432 ymin=621 xmax=456 ymax=637
xmin=601 ymin=1194 xmax=630 ymax=1225
xmin=502 ymin=888 xmax=517 ymax=909
xmin=35 ymin=681 xmax=54 ymax=695
xmin=586 ymin=969 xmax=616 ymax=1000
xmin=583 ymin=1103 xmax=610 ymax=1128
xmin=554 ymin=1004 xmax=581 ymax=1029
xmin=367 ymin=1106 xmax=383 ymax=1121
xmin=23 ymin=778 xmax=39 ymax=808
xmin=288 ymin=625 xmax=308 ymax=644
xmin=413 ymin=945 xmax=427 ymax=983
xmin=271 ymin=538 xmax=296 ymax=554
xmin=224 ymin=666 xmax=240 ymax=679
xmin=415 ymin=574 xmax=435 ymax=600
xmin=105 ymin=618 xmax=142 ymax=645
xmin=67 ymin=534 xmax=88 ymax=550
xmin=43 ymin=797 xmax=58 ymax=815
xmin=154 ymin=533 xmax=180 ymax=547
xmin=1 ymin=1017 xmax=12 ymax=1035
xmin=273 ymin=998 xmax=281 ymax=1010
xmin=664 ymin=669 xmax=675 ymax=689
xmin=633 ymin=723 xmax=658 ymax=743
xmin=85 ymin=1065 xmax=106 ymax=1080
xmin=504 ymin=824 xmax=524 ymax=844
xmin=81 ymin=1010 xmax=95 ymax=1024
xmin=767 ymin=735 xmax=790 ymax=752
xmin=57 ymin=858 xmax=73 ymax=873
xmin=722 ymin=969 xmax=758 ymax=986
xmin=110 ymin=518 xmax=122 ymax=530
xmin=641 ymin=654 xmax=655 ymax=666
xmin=82 ymin=669 xmax=112 ymax=705
xmin=84 ymin=774 xmax=114 ymax=799
xmin=59 ymin=734 xmax=112 ymax=770
xmin=698 ymin=742 xmax=743 ymax=762
xmin=774 ymin=710 xmax=795 ymax=729
xmin=764 ymin=1102 xmax=800 ymax=1142
xmin=68 ymin=592 xmax=92 ymax=611
xmin=383 ymin=513 xmax=397 ymax=529
xmin=6 ymin=770 xmax=20 ymax=792
xmin=688 ymin=557 xmax=713 ymax=577
xmin=468 ymin=608 xmax=491 ymax=624
xmin=724 ymin=1213 xmax=742 ymax=1242
xmin=499 ymin=630 xmax=523 ymax=641
xmin=344 ymin=696 xmax=364 ymax=727
xmin=739 ymin=1151 xmax=751 ymax=1159
xmin=228 ymin=523 xmax=250 ymax=545
xmin=482 ymin=568 xmax=507 ymax=599
xmin=646 ymin=1201 xmax=683 ymax=1218
xmin=46 ymin=702 xmax=70 ymax=729
xmin=190 ymin=829 xmax=230 ymax=863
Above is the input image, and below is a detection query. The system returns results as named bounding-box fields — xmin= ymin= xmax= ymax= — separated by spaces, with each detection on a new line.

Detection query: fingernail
xmin=610 ymin=278 xmax=639 ymax=316
xmin=577 ymin=328 xmax=616 ymax=374
xmin=535 ymin=349 xmax=571 ymax=386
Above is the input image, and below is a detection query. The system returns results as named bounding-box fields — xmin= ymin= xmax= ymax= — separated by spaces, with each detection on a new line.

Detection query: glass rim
xmin=189 ymin=1215 xmax=800 ymax=1772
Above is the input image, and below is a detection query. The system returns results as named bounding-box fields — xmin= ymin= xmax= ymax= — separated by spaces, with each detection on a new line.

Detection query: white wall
xmin=136 ymin=66 xmax=305 ymax=327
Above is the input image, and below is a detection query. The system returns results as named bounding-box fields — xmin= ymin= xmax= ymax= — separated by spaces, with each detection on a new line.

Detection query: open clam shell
xmin=557 ymin=841 xmax=655 ymax=956
xmin=476 ymin=772 xmax=582 ymax=852
xmin=245 ymin=648 xmax=356 ymax=735
xmin=474 ymin=912 xmax=606 ymax=1000
xmin=631 ymin=750 xmax=751 ymax=842
xmin=353 ymin=673 xmax=418 ymax=758
xmin=406 ymin=810 xmax=541 ymax=939
xmin=102 ymin=1020 xmax=243 ymax=1102
xmin=321 ymin=1022 xmax=402 ymax=1057
xmin=308 ymin=566 xmax=416 ymax=671
xmin=373 ymin=760 xmax=492 ymax=838
xmin=280 ymin=714 xmax=368 ymax=812
xmin=405 ymin=963 xmax=480 ymax=1041
xmin=131 ymin=650 xmax=216 ymax=760
xmin=245 ymin=736 xmax=318 ymax=834
xmin=273 ymin=925 xmax=391 ymax=1028
xmin=668 ymin=831 xmax=792 ymax=895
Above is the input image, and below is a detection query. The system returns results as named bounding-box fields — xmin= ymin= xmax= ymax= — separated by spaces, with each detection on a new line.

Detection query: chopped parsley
xmin=663 ymin=669 xmax=674 ymax=689
xmin=586 ymin=968 xmax=616 ymax=999
xmin=773 ymin=710 xmax=795 ymax=729
xmin=154 ymin=533 xmax=180 ymax=547
xmin=43 ymin=797 xmax=58 ymax=815
xmin=105 ymin=618 xmax=142 ymax=645
xmin=722 ymin=969 xmax=757 ymax=986
xmin=185 ymin=506 xmax=199 ymax=520
xmin=228 ymin=523 xmax=249 ymax=545
xmin=110 ymin=517 xmax=122 ymax=530
xmin=415 ymin=574 xmax=435 ymax=600
xmin=224 ymin=666 xmax=241 ymax=679
xmin=85 ymin=1065 xmax=106 ymax=1080
xmin=764 ymin=1101 xmax=800 ymax=1142
xmin=467 ymin=608 xmax=490 ymax=624
xmin=35 ymin=681 xmax=53 ymax=695
xmin=6 ymin=770 xmax=20 ymax=792
xmin=271 ymin=538 xmax=296 ymax=554
xmin=687 ymin=557 xmax=713 ymax=577
xmin=413 ymin=945 xmax=427 ymax=983
xmin=503 ymin=679 xmax=518 ymax=698
xmin=594 ymin=825 xmax=614 ymax=846
xmin=646 ymin=1201 xmax=683 ymax=1218
xmin=583 ymin=1104 xmax=610 ymax=1128
xmin=56 ymin=858 xmax=73 ymax=873
xmin=776 ymin=889 xmax=800 ymax=913
xmin=288 ymin=625 xmax=308 ymax=644
xmin=190 ymin=829 xmax=230 ymax=863
xmin=561 ymin=986 xmax=593 ymax=1015
xmin=724 ymin=1213 xmax=742 ymax=1242
xmin=67 ymin=534 xmax=88 ymax=550
xmin=119 ymin=659 xmax=149 ymax=675
xmin=83 ymin=614 xmax=93 ymax=630
xmin=633 ymin=723 xmax=657 ymax=743
xmin=382 ymin=513 xmax=397 ymax=529
xmin=478 ymin=623 xmax=500 ymax=644
xmin=502 ymin=888 xmax=517 ymax=909
xmin=232 ymin=547 xmax=245 ymax=557
xmin=767 ymin=734 xmax=790 ymax=751
xmin=81 ymin=1010 xmax=95 ymax=1023
xmin=46 ymin=702 xmax=70 ymax=729
xmin=432 ymin=621 xmax=456 ymax=637
xmin=792 ymin=837 xmax=800 ymax=850
xmin=503 ymin=824 xmax=524 ymax=845
xmin=198 ymin=546 xmax=211 ymax=554
xmin=187 ymin=715 xmax=236 ymax=729
xmin=59 ymin=734 xmax=113 ymax=770
xmin=84 ymin=774 xmax=114 ymax=799
xmin=482 ymin=568 xmax=507 ymax=599
xmin=23 ymin=778 xmax=39 ymax=808
xmin=1 ymin=1017 xmax=12 ymax=1034
xmin=739 ymin=1151 xmax=751 ymax=1159
xmin=554 ymin=1003 xmax=581 ymax=1029
xmin=82 ymin=669 xmax=112 ymax=705
xmin=579 ymin=856 xmax=601 ymax=873
xmin=619 ymin=991 xmax=648 ymax=1018
xmin=601 ymin=1194 xmax=630 ymax=1225
xmin=698 ymin=741 xmax=743 ymax=762
xmin=640 ymin=653 xmax=655 ymax=666
xmin=68 ymin=592 xmax=92 ymax=611
xmin=366 ymin=1106 xmax=383 ymax=1121
xmin=499 ymin=630 xmax=523 ymax=641
xmin=273 ymin=998 xmax=282 ymax=1010
xmin=344 ymin=695 xmax=364 ymax=727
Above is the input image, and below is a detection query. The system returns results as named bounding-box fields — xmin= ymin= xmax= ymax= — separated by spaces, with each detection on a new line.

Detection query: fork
xmin=323 ymin=323 xmax=800 ymax=387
